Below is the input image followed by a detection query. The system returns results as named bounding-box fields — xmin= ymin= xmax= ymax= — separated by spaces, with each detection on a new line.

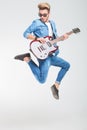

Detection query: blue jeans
xmin=28 ymin=55 xmax=70 ymax=84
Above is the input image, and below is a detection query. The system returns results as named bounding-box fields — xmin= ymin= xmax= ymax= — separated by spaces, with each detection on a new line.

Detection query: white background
xmin=0 ymin=0 xmax=87 ymax=130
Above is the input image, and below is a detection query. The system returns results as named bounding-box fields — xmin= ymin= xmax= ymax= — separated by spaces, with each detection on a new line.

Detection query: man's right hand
xmin=37 ymin=37 xmax=46 ymax=44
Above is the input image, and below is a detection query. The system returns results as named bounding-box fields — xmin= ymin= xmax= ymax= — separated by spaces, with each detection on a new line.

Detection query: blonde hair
xmin=38 ymin=2 xmax=50 ymax=12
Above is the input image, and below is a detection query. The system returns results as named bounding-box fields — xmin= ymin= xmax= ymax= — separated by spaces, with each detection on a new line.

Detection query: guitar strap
xmin=50 ymin=21 xmax=59 ymax=56
xmin=49 ymin=21 xmax=56 ymax=39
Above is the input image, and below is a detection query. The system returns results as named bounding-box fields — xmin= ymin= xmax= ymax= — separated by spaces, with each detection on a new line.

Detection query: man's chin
xmin=41 ymin=19 xmax=46 ymax=23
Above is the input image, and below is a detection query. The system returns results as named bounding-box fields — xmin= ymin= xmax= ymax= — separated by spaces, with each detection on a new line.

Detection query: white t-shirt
xmin=45 ymin=22 xmax=53 ymax=36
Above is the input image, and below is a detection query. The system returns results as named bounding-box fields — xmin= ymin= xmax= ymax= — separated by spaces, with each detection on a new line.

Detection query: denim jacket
xmin=23 ymin=19 xmax=59 ymax=55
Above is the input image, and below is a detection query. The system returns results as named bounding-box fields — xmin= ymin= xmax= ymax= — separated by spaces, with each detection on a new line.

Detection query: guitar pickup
xmin=38 ymin=45 xmax=46 ymax=52
xmin=46 ymin=41 xmax=52 ymax=47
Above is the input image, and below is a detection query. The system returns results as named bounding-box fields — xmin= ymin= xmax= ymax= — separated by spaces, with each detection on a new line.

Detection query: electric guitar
xmin=30 ymin=28 xmax=80 ymax=60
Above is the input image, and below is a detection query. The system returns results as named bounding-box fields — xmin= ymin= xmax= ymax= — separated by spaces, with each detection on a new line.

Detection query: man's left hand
xmin=63 ymin=33 xmax=69 ymax=40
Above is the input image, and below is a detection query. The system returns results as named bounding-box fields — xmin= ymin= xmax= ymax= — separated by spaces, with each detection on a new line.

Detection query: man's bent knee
xmin=38 ymin=77 xmax=46 ymax=84
xmin=66 ymin=62 xmax=70 ymax=71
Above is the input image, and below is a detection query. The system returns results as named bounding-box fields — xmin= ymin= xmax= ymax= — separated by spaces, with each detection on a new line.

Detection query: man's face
xmin=38 ymin=9 xmax=50 ymax=23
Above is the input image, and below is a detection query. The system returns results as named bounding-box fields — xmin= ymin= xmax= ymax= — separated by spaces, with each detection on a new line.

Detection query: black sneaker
xmin=51 ymin=84 xmax=59 ymax=99
xmin=14 ymin=53 xmax=30 ymax=61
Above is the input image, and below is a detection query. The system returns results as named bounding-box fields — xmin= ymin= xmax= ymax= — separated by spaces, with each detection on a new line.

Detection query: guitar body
xmin=30 ymin=28 xmax=80 ymax=60
xmin=30 ymin=36 xmax=58 ymax=60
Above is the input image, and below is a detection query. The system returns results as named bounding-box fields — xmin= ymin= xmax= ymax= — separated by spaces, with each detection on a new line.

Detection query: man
xmin=14 ymin=2 xmax=70 ymax=100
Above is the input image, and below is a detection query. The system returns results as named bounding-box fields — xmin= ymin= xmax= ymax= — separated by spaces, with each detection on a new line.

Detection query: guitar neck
xmin=50 ymin=30 xmax=73 ymax=44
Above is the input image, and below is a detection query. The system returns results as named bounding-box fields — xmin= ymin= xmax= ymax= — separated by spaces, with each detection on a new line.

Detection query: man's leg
xmin=51 ymin=55 xmax=70 ymax=99
xmin=27 ymin=57 xmax=51 ymax=84
xmin=14 ymin=53 xmax=51 ymax=83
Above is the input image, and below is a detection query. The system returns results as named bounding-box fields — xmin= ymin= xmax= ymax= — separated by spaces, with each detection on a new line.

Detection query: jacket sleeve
xmin=23 ymin=20 xmax=37 ymax=38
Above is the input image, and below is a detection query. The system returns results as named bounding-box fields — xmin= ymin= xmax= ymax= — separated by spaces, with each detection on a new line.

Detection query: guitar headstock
xmin=72 ymin=28 xmax=80 ymax=34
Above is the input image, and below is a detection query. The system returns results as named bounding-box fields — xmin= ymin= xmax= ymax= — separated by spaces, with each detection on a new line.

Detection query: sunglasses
xmin=38 ymin=13 xmax=48 ymax=17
